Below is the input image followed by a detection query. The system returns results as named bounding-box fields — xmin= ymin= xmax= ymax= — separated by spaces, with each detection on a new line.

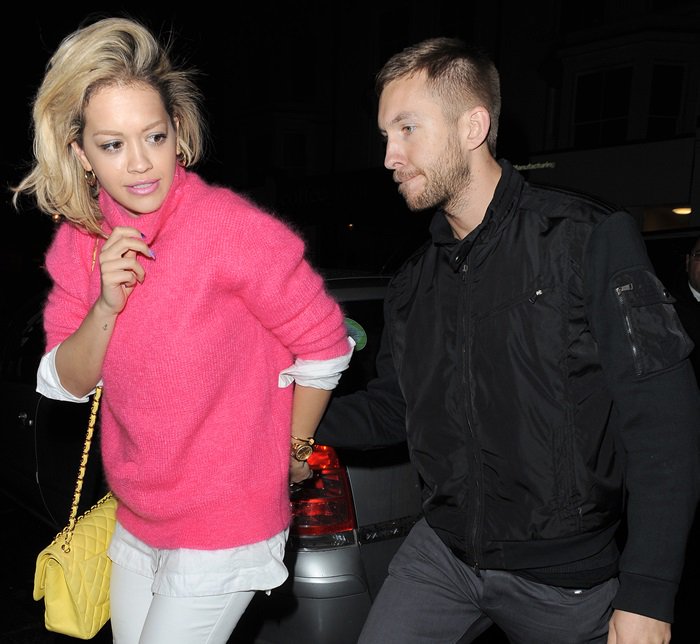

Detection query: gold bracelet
xmin=291 ymin=435 xmax=315 ymax=445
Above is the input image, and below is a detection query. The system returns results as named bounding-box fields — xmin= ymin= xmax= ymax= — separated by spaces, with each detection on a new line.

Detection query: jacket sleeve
xmin=316 ymin=302 xmax=408 ymax=449
xmin=584 ymin=211 xmax=700 ymax=622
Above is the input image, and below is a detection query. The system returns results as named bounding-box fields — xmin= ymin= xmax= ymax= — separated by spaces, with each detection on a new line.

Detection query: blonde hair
xmin=12 ymin=16 xmax=206 ymax=235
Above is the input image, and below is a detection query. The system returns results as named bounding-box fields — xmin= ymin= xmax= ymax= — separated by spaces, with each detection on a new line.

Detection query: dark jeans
xmin=359 ymin=518 xmax=617 ymax=644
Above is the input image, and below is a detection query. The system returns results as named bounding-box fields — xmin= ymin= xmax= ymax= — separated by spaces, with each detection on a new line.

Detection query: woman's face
xmin=71 ymin=84 xmax=179 ymax=217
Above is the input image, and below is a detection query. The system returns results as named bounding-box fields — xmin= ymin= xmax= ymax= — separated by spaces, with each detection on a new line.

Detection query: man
xmin=315 ymin=37 xmax=700 ymax=643
xmin=672 ymin=235 xmax=700 ymax=380
xmin=668 ymin=235 xmax=700 ymax=635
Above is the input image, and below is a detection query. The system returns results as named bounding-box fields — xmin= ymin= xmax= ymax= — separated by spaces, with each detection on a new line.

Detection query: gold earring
xmin=84 ymin=170 xmax=97 ymax=187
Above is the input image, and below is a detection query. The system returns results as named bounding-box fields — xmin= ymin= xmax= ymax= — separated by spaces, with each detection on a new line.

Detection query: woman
xmin=12 ymin=16 xmax=352 ymax=643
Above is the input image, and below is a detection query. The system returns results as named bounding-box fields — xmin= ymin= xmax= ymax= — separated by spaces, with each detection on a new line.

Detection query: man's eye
xmin=402 ymin=125 xmax=416 ymax=135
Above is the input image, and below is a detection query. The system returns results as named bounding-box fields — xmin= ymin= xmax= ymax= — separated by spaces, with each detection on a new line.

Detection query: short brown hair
xmin=376 ymin=37 xmax=501 ymax=155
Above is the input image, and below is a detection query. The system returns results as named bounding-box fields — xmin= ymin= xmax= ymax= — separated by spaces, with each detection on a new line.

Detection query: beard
xmin=397 ymin=139 xmax=471 ymax=212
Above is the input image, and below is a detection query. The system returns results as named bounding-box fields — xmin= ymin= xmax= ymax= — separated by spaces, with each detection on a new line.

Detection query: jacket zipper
xmin=461 ymin=262 xmax=482 ymax=576
xmin=614 ymin=283 xmax=642 ymax=375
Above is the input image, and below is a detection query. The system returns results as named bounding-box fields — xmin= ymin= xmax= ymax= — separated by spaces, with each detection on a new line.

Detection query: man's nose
xmin=383 ymin=139 xmax=404 ymax=170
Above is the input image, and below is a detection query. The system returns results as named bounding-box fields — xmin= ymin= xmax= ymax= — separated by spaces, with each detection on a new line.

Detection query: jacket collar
xmin=429 ymin=159 xmax=524 ymax=271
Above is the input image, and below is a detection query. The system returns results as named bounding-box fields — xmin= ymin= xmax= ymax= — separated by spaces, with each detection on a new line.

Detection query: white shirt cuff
xmin=36 ymin=344 xmax=97 ymax=403
xmin=278 ymin=337 xmax=355 ymax=390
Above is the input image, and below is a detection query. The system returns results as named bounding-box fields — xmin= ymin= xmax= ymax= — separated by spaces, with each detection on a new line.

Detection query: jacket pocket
xmin=612 ymin=269 xmax=692 ymax=376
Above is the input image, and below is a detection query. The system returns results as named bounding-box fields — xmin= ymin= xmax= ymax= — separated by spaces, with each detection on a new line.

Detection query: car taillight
xmin=289 ymin=444 xmax=356 ymax=543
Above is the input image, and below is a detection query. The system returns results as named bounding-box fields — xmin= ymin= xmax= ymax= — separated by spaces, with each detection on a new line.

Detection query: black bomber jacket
xmin=316 ymin=160 xmax=700 ymax=623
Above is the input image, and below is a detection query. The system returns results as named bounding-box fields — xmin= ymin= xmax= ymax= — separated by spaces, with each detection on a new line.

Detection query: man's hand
xmin=608 ymin=609 xmax=671 ymax=643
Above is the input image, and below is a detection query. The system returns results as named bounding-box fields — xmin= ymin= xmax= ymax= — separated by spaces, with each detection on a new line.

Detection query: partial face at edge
xmin=687 ymin=238 xmax=700 ymax=292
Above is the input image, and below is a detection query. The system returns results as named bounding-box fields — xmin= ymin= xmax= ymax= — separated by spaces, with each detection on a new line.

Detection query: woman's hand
xmin=289 ymin=457 xmax=313 ymax=484
xmin=97 ymin=226 xmax=154 ymax=315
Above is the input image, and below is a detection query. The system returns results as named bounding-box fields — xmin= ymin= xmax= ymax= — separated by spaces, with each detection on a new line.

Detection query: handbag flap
xmin=33 ymin=493 xmax=116 ymax=638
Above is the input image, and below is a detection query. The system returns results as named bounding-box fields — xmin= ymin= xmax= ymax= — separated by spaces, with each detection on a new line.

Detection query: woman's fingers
xmin=101 ymin=252 xmax=146 ymax=283
xmin=100 ymin=226 xmax=154 ymax=262
xmin=97 ymin=227 xmax=154 ymax=313
xmin=289 ymin=458 xmax=313 ymax=484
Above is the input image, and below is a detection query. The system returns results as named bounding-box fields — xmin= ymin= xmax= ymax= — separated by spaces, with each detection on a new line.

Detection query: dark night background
xmin=3 ymin=2 xmax=465 ymax=294
xmin=2 ymin=2 xmax=700 ymax=643
xmin=0 ymin=1 xmax=630 ymax=305
xmin=4 ymin=1 xmax=700 ymax=301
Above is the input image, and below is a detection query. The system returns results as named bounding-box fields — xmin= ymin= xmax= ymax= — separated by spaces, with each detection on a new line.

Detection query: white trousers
xmin=110 ymin=560 xmax=255 ymax=644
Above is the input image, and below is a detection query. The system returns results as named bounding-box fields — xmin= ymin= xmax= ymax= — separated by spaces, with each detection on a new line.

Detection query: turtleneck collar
xmin=97 ymin=164 xmax=187 ymax=241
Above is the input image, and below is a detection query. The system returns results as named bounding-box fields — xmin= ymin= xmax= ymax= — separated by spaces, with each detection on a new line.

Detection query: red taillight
xmin=290 ymin=444 xmax=356 ymax=537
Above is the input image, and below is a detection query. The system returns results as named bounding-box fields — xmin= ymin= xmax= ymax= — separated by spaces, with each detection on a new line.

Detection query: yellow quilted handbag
xmin=33 ymin=386 xmax=117 ymax=639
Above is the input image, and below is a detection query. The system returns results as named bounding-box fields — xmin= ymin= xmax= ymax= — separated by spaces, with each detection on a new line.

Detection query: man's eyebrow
xmin=379 ymin=111 xmax=420 ymax=136
xmin=390 ymin=111 xmax=419 ymax=126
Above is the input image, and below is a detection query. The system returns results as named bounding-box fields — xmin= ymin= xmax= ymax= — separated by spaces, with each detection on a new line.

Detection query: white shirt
xmin=38 ymin=339 xmax=354 ymax=595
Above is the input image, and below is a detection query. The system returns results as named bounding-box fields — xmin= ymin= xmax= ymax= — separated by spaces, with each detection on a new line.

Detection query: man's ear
xmin=459 ymin=106 xmax=491 ymax=151
xmin=70 ymin=141 xmax=92 ymax=172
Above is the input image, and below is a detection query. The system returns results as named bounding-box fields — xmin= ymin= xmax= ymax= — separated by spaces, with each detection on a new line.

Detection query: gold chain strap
xmin=60 ymin=385 xmax=103 ymax=553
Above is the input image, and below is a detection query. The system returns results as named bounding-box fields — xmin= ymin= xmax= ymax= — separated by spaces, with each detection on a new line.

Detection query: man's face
xmin=378 ymin=72 xmax=470 ymax=212
xmin=687 ymin=239 xmax=700 ymax=292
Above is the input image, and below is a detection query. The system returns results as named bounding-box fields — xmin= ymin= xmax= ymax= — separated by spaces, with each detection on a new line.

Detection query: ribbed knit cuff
xmin=612 ymin=571 xmax=678 ymax=623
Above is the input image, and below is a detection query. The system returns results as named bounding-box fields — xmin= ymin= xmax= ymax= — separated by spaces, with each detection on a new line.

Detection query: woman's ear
xmin=174 ymin=117 xmax=184 ymax=159
xmin=70 ymin=141 xmax=92 ymax=172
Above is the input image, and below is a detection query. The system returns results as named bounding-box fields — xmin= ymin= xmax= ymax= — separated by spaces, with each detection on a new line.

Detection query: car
xmin=0 ymin=273 xmax=424 ymax=644
xmin=231 ymin=274 xmax=425 ymax=643
xmin=0 ymin=287 xmax=109 ymax=529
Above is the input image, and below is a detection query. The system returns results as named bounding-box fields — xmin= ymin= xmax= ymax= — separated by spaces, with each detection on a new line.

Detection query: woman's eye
xmin=149 ymin=132 xmax=167 ymax=144
xmin=100 ymin=141 xmax=122 ymax=152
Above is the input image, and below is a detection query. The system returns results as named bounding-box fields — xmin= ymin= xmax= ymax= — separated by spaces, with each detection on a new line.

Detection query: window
xmin=648 ymin=63 xmax=685 ymax=139
xmin=573 ymin=67 xmax=632 ymax=148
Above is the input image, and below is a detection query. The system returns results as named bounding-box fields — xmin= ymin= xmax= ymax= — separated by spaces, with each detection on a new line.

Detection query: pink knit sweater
xmin=42 ymin=167 xmax=350 ymax=549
